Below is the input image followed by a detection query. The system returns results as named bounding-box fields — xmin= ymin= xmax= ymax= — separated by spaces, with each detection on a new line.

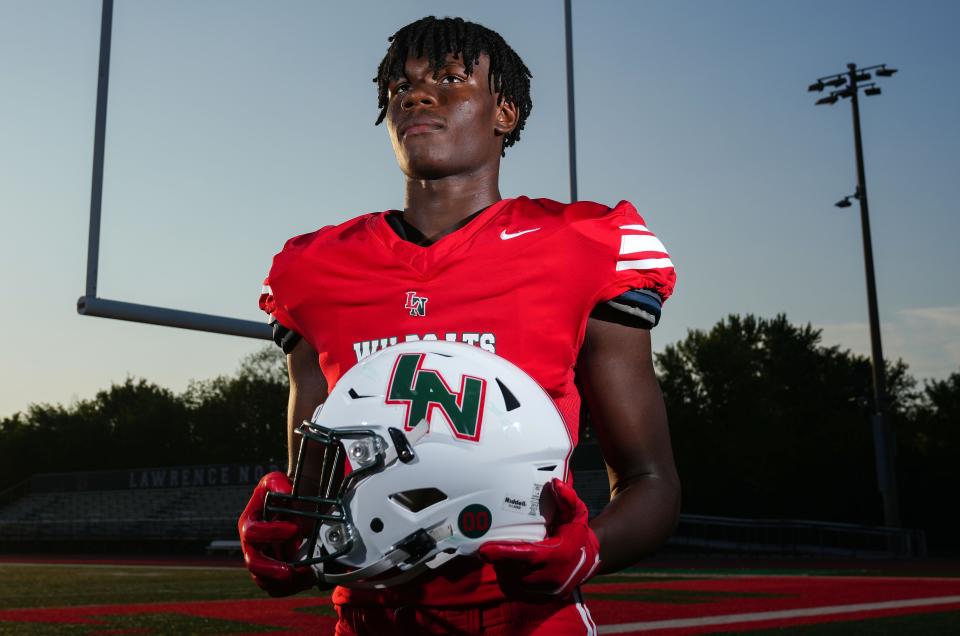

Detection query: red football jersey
xmin=259 ymin=196 xmax=675 ymax=606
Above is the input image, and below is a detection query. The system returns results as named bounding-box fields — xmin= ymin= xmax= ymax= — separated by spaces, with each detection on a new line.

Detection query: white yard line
xmin=597 ymin=595 xmax=960 ymax=634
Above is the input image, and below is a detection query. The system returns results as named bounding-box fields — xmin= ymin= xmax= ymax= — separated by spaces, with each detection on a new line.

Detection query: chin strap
xmin=378 ymin=418 xmax=429 ymax=467
xmin=320 ymin=523 xmax=453 ymax=589
xmin=300 ymin=418 xmax=437 ymax=589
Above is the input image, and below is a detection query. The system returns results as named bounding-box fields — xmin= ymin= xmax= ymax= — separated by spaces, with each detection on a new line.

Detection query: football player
xmin=239 ymin=16 xmax=680 ymax=635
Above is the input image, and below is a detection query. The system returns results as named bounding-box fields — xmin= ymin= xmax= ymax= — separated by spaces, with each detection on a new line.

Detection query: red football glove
xmin=479 ymin=478 xmax=601 ymax=598
xmin=237 ymin=471 xmax=317 ymax=597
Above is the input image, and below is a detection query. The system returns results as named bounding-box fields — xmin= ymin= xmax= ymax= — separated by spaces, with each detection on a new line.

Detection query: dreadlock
xmin=374 ymin=16 xmax=533 ymax=156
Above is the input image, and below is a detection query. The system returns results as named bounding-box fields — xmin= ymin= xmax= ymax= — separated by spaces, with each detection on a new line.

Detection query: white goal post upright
xmin=77 ymin=0 xmax=271 ymax=341
xmin=78 ymin=0 xmax=578 ymax=343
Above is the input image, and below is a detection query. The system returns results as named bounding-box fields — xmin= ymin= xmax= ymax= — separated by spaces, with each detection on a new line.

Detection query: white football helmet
xmin=265 ymin=341 xmax=572 ymax=589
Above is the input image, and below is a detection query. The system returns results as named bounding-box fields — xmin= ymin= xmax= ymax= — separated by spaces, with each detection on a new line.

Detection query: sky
xmin=1 ymin=0 xmax=958 ymax=418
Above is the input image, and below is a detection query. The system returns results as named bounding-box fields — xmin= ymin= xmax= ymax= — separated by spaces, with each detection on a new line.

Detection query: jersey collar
xmin=384 ymin=205 xmax=490 ymax=247
xmin=369 ymin=198 xmax=516 ymax=274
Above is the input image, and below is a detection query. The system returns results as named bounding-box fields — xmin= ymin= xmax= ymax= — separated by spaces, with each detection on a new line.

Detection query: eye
xmin=440 ymin=74 xmax=465 ymax=84
xmin=391 ymin=82 xmax=410 ymax=97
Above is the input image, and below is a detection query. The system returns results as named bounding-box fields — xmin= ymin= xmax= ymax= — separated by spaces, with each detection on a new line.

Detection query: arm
xmin=478 ymin=318 xmax=680 ymax=595
xmin=237 ymin=338 xmax=328 ymax=597
xmin=578 ymin=316 xmax=681 ymax=573
xmin=285 ymin=338 xmax=329 ymax=477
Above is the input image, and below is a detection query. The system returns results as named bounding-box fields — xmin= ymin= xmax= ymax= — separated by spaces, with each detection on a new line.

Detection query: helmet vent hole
xmin=389 ymin=488 xmax=448 ymax=513
xmin=495 ymin=378 xmax=521 ymax=411
xmin=537 ymin=465 xmax=557 ymax=471
xmin=370 ymin=517 xmax=384 ymax=533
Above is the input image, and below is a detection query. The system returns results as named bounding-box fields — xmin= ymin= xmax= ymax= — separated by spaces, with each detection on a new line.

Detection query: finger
xmin=240 ymin=518 xmax=302 ymax=543
xmin=548 ymin=479 xmax=582 ymax=523
xmin=260 ymin=471 xmax=294 ymax=495
xmin=251 ymin=563 xmax=316 ymax=597
xmin=239 ymin=489 xmax=267 ymax=526
xmin=238 ymin=472 xmax=295 ymax=533
xmin=251 ymin=572 xmax=301 ymax=598
xmin=243 ymin=545 xmax=294 ymax=583
xmin=252 ymin=576 xmax=312 ymax=597
xmin=478 ymin=541 xmax=549 ymax=565
xmin=243 ymin=544 xmax=315 ymax=590
xmin=251 ymin=574 xmax=296 ymax=598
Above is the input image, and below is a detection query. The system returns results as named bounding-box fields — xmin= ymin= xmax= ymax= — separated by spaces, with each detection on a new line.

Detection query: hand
xmin=479 ymin=478 xmax=601 ymax=598
xmin=237 ymin=471 xmax=317 ymax=597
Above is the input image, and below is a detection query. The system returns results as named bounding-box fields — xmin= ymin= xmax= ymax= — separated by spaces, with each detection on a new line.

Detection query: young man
xmin=239 ymin=16 xmax=680 ymax=635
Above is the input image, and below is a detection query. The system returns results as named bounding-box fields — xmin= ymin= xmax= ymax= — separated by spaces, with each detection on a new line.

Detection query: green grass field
xmin=0 ymin=564 xmax=264 ymax=610
xmin=1 ymin=560 xmax=959 ymax=634
xmin=7 ymin=560 xmax=952 ymax=611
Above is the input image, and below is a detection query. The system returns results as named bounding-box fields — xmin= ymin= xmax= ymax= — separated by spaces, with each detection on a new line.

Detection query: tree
xmin=897 ymin=372 xmax=960 ymax=549
xmin=655 ymin=314 xmax=916 ymax=526
xmin=0 ymin=347 xmax=289 ymax=489
xmin=0 ymin=379 xmax=187 ymax=487
xmin=183 ymin=346 xmax=288 ymax=464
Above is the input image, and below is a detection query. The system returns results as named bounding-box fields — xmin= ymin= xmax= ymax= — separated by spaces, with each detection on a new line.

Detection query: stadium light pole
xmin=809 ymin=63 xmax=900 ymax=528
xmin=564 ymin=0 xmax=578 ymax=203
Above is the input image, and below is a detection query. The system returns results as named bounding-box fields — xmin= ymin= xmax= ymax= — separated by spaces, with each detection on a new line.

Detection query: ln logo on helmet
xmin=386 ymin=353 xmax=487 ymax=442
xmin=457 ymin=504 xmax=492 ymax=538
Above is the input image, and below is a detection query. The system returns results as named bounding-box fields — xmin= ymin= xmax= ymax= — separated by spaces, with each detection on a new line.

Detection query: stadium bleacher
xmin=0 ymin=464 xmax=608 ymax=546
xmin=0 ymin=463 xmax=280 ymax=551
xmin=0 ymin=487 xmax=250 ymax=542
xmin=0 ymin=455 xmax=925 ymax=558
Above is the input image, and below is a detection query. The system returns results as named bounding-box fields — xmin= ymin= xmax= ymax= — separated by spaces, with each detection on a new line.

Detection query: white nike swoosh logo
xmin=500 ymin=227 xmax=541 ymax=240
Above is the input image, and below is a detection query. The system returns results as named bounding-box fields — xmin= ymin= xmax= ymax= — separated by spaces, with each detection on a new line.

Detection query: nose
xmin=401 ymin=82 xmax=438 ymax=111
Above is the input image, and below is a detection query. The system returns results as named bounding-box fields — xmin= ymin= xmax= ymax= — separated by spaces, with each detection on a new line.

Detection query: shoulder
xmin=277 ymin=212 xmax=380 ymax=255
xmin=512 ymin=196 xmax=643 ymax=224
xmin=269 ymin=212 xmax=384 ymax=271
xmin=510 ymin=197 xmax=650 ymax=245
xmin=512 ymin=197 xmax=675 ymax=311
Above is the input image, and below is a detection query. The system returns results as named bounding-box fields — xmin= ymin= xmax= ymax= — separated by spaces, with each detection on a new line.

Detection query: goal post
xmin=77 ymin=0 xmax=270 ymax=342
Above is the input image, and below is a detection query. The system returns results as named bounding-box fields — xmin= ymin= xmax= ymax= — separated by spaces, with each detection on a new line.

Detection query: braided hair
xmin=374 ymin=16 xmax=533 ymax=156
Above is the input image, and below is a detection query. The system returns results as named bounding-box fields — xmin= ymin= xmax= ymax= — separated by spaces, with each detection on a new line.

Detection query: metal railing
xmin=669 ymin=513 xmax=926 ymax=558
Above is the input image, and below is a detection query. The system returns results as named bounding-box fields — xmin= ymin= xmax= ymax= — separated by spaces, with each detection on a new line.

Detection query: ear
xmin=494 ymin=98 xmax=519 ymax=137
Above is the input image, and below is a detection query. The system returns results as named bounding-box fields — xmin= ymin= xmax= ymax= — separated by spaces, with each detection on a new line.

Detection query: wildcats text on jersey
xmin=353 ymin=332 xmax=497 ymax=362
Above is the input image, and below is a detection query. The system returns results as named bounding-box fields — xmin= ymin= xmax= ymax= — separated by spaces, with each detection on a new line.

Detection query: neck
xmin=402 ymin=164 xmax=502 ymax=241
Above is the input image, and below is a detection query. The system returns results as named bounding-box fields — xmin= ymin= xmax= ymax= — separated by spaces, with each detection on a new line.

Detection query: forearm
xmin=286 ymin=393 xmax=319 ymax=476
xmin=577 ymin=319 xmax=682 ymax=574
xmin=285 ymin=341 xmax=328 ymax=479
xmin=589 ymin=472 xmax=681 ymax=574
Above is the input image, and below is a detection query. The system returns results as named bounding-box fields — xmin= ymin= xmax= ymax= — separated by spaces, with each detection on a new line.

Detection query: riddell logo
xmin=404 ymin=291 xmax=428 ymax=317
xmin=504 ymin=496 xmax=526 ymax=508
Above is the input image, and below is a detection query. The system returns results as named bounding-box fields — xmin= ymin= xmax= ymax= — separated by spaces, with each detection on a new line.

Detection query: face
xmin=385 ymin=52 xmax=518 ymax=179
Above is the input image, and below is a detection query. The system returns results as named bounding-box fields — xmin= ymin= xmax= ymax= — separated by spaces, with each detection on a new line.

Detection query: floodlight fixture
xmin=825 ymin=77 xmax=847 ymax=88
xmin=865 ymin=86 xmax=881 ymax=96
xmin=855 ymin=72 xmax=871 ymax=82
xmin=808 ymin=81 xmax=825 ymax=92
xmin=835 ymin=197 xmax=853 ymax=208
xmin=876 ymin=67 xmax=897 ymax=77
xmin=816 ymin=94 xmax=839 ymax=105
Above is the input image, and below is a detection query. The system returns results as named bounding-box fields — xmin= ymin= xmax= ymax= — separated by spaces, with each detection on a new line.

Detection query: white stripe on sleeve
xmin=616 ymin=257 xmax=674 ymax=271
xmin=618 ymin=224 xmax=649 ymax=232
xmin=620 ymin=234 xmax=667 ymax=256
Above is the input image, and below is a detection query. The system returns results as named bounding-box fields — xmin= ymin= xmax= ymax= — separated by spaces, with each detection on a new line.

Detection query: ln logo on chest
xmin=386 ymin=353 xmax=487 ymax=442
xmin=405 ymin=291 xmax=428 ymax=317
